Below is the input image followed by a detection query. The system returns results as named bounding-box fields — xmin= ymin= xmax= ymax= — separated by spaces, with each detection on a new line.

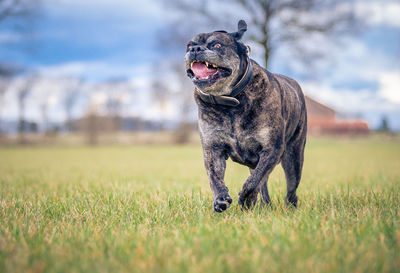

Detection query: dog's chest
xmin=226 ymin=131 xmax=262 ymax=167
xmin=200 ymin=113 xmax=269 ymax=168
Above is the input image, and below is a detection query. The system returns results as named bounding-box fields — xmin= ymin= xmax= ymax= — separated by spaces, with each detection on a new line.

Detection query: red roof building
xmin=305 ymin=96 xmax=369 ymax=135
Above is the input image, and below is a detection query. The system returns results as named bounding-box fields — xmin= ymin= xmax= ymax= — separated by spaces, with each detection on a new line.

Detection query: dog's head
xmin=185 ymin=20 xmax=249 ymax=96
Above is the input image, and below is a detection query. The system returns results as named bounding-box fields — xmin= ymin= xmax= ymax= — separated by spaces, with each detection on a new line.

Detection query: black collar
xmin=196 ymin=58 xmax=253 ymax=107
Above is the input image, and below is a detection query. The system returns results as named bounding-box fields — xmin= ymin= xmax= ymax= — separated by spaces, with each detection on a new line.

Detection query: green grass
xmin=0 ymin=137 xmax=399 ymax=273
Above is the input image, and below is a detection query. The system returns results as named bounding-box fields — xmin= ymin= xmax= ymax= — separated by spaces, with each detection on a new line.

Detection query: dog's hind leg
xmin=281 ymin=125 xmax=306 ymax=208
xmin=239 ymin=149 xmax=281 ymax=209
xmin=245 ymin=168 xmax=267 ymax=207
xmin=260 ymin=179 xmax=271 ymax=206
xmin=249 ymin=167 xmax=271 ymax=206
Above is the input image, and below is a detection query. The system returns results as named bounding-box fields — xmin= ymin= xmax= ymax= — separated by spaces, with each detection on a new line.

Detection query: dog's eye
xmin=214 ymin=43 xmax=221 ymax=49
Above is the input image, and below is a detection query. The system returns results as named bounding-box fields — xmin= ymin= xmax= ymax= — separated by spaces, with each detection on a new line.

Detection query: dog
xmin=185 ymin=20 xmax=307 ymax=212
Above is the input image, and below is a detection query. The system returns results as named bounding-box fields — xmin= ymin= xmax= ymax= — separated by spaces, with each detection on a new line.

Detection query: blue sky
xmin=0 ymin=0 xmax=164 ymax=73
xmin=0 ymin=0 xmax=399 ymax=130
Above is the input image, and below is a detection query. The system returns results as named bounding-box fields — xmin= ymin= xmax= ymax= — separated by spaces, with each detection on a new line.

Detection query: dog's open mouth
xmin=187 ymin=61 xmax=231 ymax=83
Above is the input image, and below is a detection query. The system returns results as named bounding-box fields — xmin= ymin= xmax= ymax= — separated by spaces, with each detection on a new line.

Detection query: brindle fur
xmin=185 ymin=21 xmax=307 ymax=212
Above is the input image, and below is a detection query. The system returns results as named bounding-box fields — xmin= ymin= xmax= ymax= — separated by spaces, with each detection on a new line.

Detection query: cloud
xmin=36 ymin=61 xmax=153 ymax=81
xmin=303 ymin=82 xmax=383 ymax=114
xmin=0 ymin=32 xmax=22 ymax=43
xmin=354 ymin=1 xmax=400 ymax=28
xmin=45 ymin=0 xmax=163 ymax=19
xmin=302 ymin=68 xmax=400 ymax=130
xmin=378 ymin=72 xmax=400 ymax=104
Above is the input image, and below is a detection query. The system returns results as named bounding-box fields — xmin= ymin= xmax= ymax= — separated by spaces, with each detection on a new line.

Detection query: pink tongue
xmin=192 ymin=62 xmax=217 ymax=79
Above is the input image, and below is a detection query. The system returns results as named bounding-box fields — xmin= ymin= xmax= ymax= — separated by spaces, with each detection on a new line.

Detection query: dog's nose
xmin=190 ymin=45 xmax=206 ymax=52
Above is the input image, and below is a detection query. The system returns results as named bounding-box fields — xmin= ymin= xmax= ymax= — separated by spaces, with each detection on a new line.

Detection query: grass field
xmin=0 ymin=137 xmax=399 ymax=273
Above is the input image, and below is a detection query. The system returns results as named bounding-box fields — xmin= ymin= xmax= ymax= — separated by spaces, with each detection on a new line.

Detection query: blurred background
xmin=0 ymin=0 xmax=399 ymax=145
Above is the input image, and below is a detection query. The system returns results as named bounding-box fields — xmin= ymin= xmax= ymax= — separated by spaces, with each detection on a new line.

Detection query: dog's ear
xmin=231 ymin=20 xmax=247 ymax=40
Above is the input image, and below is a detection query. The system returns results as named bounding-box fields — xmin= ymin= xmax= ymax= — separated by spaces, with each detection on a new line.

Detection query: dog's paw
xmin=238 ymin=189 xmax=258 ymax=210
xmin=285 ymin=192 xmax=298 ymax=208
xmin=213 ymin=193 xmax=232 ymax=213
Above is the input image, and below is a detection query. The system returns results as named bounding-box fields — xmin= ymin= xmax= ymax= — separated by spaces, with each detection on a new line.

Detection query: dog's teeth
xmin=205 ymin=61 xmax=209 ymax=67
xmin=212 ymin=64 xmax=217 ymax=68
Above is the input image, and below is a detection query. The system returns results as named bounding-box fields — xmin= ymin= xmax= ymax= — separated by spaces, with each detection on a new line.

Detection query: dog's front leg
xmin=238 ymin=150 xmax=281 ymax=209
xmin=203 ymin=147 xmax=232 ymax=212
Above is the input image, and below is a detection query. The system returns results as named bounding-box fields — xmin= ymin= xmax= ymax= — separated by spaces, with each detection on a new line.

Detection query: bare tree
xmin=104 ymin=78 xmax=131 ymax=132
xmin=40 ymin=93 xmax=56 ymax=134
xmin=16 ymin=74 xmax=36 ymax=143
xmin=163 ymin=0 xmax=359 ymax=69
xmin=0 ymin=80 xmax=7 ymax=133
xmin=40 ymin=100 xmax=48 ymax=133
xmin=105 ymin=94 xmax=122 ymax=132
xmin=63 ymin=78 xmax=82 ymax=132
xmin=172 ymin=62 xmax=196 ymax=144
xmin=85 ymin=111 xmax=99 ymax=146
xmin=154 ymin=19 xmax=198 ymax=140
xmin=150 ymin=66 xmax=171 ymax=131
xmin=0 ymin=65 xmax=19 ymax=133
xmin=151 ymin=80 xmax=169 ymax=108
xmin=81 ymin=94 xmax=101 ymax=146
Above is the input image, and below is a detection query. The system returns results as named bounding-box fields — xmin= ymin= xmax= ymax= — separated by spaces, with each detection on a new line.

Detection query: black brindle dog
xmin=185 ymin=20 xmax=307 ymax=212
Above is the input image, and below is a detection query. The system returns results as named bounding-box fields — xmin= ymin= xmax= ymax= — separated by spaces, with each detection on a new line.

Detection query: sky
xmin=0 ymin=0 xmax=165 ymax=77
xmin=0 ymin=0 xmax=399 ymax=131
